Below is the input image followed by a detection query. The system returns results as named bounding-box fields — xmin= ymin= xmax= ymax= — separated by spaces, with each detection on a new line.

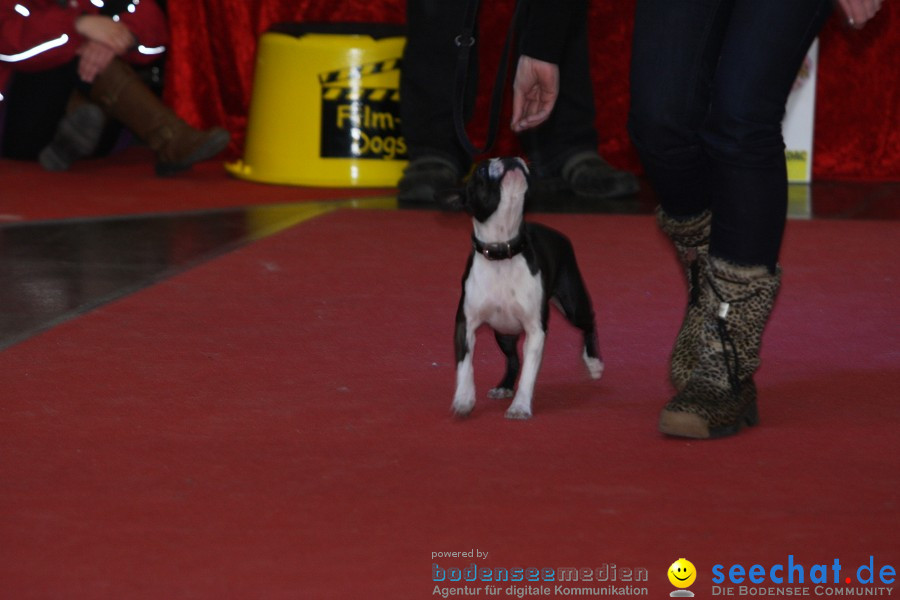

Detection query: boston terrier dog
xmin=451 ymin=157 xmax=603 ymax=419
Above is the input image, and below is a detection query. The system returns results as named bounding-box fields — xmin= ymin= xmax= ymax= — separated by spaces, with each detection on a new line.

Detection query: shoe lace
xmin=714 ymin=301 xmax=742 ymax=400
xmin=709 ymin=275 xmax=759 ymax=401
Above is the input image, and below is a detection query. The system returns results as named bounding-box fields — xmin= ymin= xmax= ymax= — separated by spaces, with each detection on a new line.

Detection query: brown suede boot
xmin=658 ymin=256 xmax=781 ymax=439
xmin=656 ymin=208 xmax=712 ymax=391
xmin=90 ymin=58 xmax=230 ymax=176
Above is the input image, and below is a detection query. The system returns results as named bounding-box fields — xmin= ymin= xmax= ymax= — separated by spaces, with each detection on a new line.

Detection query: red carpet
xmin=0 ymin=147 xmax=393 ymax=223
xmin=0 ymin=209 xmax=897 ymax=598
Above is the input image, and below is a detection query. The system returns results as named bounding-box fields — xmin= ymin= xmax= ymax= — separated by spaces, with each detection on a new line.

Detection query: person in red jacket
xmin=0 ymin=0 xmax=228 ymax=176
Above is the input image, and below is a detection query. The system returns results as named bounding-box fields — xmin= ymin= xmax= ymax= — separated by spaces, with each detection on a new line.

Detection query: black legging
xmin=400 ymin=0 xmax=599 ymax=178
xmin=628 ymin=0 xmax=833 ymax=270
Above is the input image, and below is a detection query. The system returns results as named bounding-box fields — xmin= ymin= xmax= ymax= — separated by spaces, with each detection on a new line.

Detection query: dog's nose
xmin=487 ymin=159 xmax=506 ymax=181
xmin=501 ymin=157 xmax=528 ymax=176
xmin=487 ymin=157 xmax=528 ymax=181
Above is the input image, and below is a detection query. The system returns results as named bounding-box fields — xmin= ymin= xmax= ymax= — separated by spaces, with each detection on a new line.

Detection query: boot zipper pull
xmin=718 ymin=301 xmax=730 ymax=320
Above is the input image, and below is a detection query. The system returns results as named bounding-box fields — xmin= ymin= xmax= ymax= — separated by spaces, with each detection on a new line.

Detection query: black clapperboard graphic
xmin=319 ymin=57 xmax=408 ymax=161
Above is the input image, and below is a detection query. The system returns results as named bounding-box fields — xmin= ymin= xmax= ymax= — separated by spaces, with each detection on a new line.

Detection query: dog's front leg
xmin=452 ymin=310 xmax=478 ymax=417
xmin=505 ymin=326 xmax=545 ymax=420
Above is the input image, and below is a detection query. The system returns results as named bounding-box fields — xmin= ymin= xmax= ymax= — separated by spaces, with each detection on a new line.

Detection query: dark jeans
xmin=628 ymin=0 xmax=832 ymax=269
xmin=400 ymin=0 xmax=598 ymax=178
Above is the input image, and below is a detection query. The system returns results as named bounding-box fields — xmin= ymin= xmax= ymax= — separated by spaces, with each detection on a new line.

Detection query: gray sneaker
xmin=397 ymin=156 xmax=462 ymax=206
xmin=38 ymin=103 xmax=106 ymax=172
xmin=561 ymin=150 xmax=640 ymax=200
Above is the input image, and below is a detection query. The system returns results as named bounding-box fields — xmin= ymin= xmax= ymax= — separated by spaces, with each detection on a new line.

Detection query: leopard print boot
xmin=656 ymin=208 xmax=712 ymax=391
xmin=658 ymin=256 xmax=781 ymax=439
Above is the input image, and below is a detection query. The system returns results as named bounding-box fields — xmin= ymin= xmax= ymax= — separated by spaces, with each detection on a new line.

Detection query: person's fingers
xmin=868 ymin=0 xmax=883 ymax=19
xmin=510 ymin=56 xmax=559 ymax=131
xmin=78 ymin=56 xmax=98 ymax=82
xmin=839 ymin=0 xmax=860 ymax=27
xmin=839 ymin=0 xmax=882 ymax=28
xmin=511 ymin=86 xmax=526 ymax=129
xmin=77 ymin=42 xmax=116 ymax=82
xmin=76 ymin=16 xmax=134 ymax=53
xmin=512 ymin=91 xmax=548 ymax=131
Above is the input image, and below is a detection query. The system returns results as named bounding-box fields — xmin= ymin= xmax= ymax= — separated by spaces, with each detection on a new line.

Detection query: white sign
xmin=783 ymin=39 xmax=819 ymax=184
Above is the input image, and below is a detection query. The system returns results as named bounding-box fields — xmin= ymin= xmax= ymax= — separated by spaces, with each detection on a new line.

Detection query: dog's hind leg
xmin=505 ymin=326 xmax=545 ymax=419
xmin=489 ymin=333 xmax=519 ymax=399
xmin=554 ymin=267 xmax=604 ymax=380
xmin=452 ymin=307 xmax=478 ymax=417
xmin=580 ymin=328 xmax=604 ymax=380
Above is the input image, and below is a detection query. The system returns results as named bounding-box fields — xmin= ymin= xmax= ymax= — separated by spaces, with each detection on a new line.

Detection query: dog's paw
xmin=505 ymin=405 xmax=532 ymax=420
xmin=451 ymin=397 xmax=475 ymax=418
xmin=488 ymin=387 xmax=515 ymax=399
xmin=583 ymin=350 xmax=604 ymax=380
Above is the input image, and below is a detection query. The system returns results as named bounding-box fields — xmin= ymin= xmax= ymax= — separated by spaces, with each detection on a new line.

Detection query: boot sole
xmin=571 ymin=174 xmax=641 ymax=200
xmin=530 ymin=175 xmax=640 ymax=201
xmin=155 ymin=128 xmax=231 ymax=177
xmin=658 ymin=400 xmax=759 ymax=439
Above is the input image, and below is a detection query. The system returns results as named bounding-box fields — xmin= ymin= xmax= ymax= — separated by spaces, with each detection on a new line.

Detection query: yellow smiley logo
xmin=668 ymin=558 xmax=697 ymax=588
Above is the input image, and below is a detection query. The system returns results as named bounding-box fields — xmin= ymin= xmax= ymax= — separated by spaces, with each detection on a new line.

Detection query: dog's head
xmin=444 ymin=157 xmax=530 ymax=223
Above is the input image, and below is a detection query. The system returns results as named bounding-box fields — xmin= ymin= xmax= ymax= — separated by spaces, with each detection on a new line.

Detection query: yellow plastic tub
xmin=226 ymin=23 xmax=407 ymax=187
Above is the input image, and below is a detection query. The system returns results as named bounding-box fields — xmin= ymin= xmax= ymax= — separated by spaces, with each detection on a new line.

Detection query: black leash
xmin=452 ymin=0 xmax=524 ymax=157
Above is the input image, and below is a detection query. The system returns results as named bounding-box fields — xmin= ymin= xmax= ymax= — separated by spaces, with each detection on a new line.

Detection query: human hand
xmin=510 ymin=55 xmax=559 ymax=133
xmin=74 ymin=15 xmax=135 ymax=55
xmin=77 ymin=40 xmax=117 ymax=83
xmin=835 ymin=0 xmax=883 ymax=29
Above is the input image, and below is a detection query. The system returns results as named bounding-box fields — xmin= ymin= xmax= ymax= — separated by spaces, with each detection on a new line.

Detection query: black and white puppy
xmin=452 ymin=157 xmax=603 ymax=419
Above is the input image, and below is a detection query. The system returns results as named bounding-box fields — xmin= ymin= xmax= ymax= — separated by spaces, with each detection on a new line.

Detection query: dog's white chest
xmin=464 ymin=256 xmax=542 ymax=335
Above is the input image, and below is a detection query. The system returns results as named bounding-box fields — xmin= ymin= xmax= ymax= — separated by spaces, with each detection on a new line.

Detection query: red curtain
xmin=164 ymin=1 xmax=899 ymax=181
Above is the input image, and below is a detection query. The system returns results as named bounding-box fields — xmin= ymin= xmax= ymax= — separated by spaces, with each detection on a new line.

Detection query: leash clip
xmin=454 ymin=34 xmax=475 ymax=48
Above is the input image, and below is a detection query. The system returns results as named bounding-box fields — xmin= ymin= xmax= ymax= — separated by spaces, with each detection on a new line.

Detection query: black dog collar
xmin=471 ymin=228 xmax=526 ymax=260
